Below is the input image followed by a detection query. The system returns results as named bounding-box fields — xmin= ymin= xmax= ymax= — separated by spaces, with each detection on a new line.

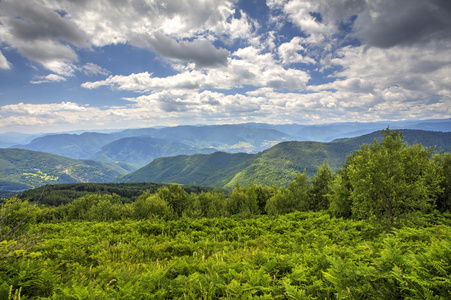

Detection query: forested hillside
xmin=121 ymin=129 xmax=451 ymax=188
xmin=0 ymin=149 xmax=134 ymax=193
xmin=16 ymin=182 xmax=222 ymax=206
xmin=120 ymin=152 xmax=255 ymax=187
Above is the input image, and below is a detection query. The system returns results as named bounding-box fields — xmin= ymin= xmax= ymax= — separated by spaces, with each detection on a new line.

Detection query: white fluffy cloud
xmin=0 ymin=0 xmax=252 ymax=74
xmin=30 ymin=74 xmax=67 ymax=84
xmin=0 ymin=50 xmax=12 ymax=70
xmin=82 ymin=45 xmax=311 ymax=92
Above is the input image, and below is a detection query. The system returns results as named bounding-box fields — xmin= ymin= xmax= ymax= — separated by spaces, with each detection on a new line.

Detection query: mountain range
xmin=4 ymin=118 xmax=450 ymax=168
xmin=0 ymin=120 xmax=450 ymax=195
xmin=120 ymin=129 xmax=451 ymax=188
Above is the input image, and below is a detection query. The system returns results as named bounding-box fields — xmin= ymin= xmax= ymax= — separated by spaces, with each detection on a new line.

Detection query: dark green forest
xmin=1 ymin=129 xmax=451 ymax=299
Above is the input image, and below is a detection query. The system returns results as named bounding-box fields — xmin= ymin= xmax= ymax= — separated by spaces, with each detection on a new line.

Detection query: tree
xmin=156 ymin=185 xmax=188 ymax=218
xmin=309 ymin=160 xmax=333 ymax=211
xmin=266 ymin=171 xmax=310 ymax=215
xmin=133 ymin=191 xmax=173 ymax=220
xmin=435 ymin=153 xmax=451 ymax=212
xmin=226 ymin=184 xmax=260 ymax=217
xmin=288 ymin=170 xmax=311 ymax=212
xmin=336 ymin=128 xmax=442 ymax=229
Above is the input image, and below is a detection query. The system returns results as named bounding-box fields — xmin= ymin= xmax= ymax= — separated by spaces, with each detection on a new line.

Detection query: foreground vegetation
xmin=1 ymin=129 xmax=451 ymax=299
xmin=3 ymin=210 xmax=451 ymax=299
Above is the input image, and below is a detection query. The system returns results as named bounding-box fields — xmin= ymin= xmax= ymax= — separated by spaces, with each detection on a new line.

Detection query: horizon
xmin=1 ymin=117 xmax=450 ymax=137
xmin=1 ymin=0 xmax=450 ymax=134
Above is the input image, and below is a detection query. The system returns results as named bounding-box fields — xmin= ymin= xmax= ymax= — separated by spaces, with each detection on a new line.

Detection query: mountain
xmin=331 ymin=129 xmax=451 ymax=150
xmin=0 ymin=148 xmax=135 ymax=192
xmin=244 ymin=118 xmax=451 ymax=142
xmin=13 ymin=124 xmax=294 ymax=159
xmin=89 ymin=136 xmax=217 ymax=167
xmin=0 ymin=132 xmax=43 ymax=148
xmin=13 ymin=132 xmax=118 ymax=159
xmin=119 ymin=130 xmax=451 ymax=188
xmin=10 ymin=120 xmax=450 ymax=164
xmin=146 ymin=125 xmax=292 ymax=152
xmin=119 ymin=152 xmax=254 ymax=187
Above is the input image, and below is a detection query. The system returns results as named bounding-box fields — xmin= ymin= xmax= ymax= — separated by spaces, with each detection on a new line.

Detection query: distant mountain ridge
xmin=12 ymin=124 xmax=294 ymax=166
xmin=119 ymin=129 xmax=451 ymax=188
xmin=89 ymin=136 xmax=217 ymax=167
xmin=7 ymin=119 xmax=450 ymax=168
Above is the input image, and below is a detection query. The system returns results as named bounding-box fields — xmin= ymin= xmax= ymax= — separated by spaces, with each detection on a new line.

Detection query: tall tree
xmin=336 ymin=128 xmax=442 ymax=229
xmin=309 ymin=160 xmax=333 ymax=211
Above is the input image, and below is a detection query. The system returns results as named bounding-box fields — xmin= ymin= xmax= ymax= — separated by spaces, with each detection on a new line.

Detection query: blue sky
xmin=0 ymin=0 xmax=450 ymax=133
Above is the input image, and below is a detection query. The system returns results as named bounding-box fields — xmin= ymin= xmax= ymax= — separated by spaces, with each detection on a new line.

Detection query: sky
xmin=0 ymin=0 xmax=450 ymax=134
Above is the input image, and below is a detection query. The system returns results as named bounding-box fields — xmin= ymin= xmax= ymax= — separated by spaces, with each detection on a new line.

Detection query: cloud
xmin=0 ymin=0 xmax=248 ymax=74
xmin=0 ymin=0 xmax=88 ymax=75
xmin=80 ymin=63 xmax=110 ymax=76
xmin=82 ymin=46 xmax=311 ymax=92
xmin=1 ymin=0 xmax=451 ymax=131
xmin=0 ymin=102 xmax=87 ymax=115
xmin=42 ymin=0 xmax=248 ymax=66
xmin=354 ymin=0 xmax=451 ymax=48
xmin=81 ymin=71 xmax=207 ymax=91
xmin=145 ymin=33 xmax=229 ymax=67
xmin=30 ymin=74 xmax=67 ymax=84
xmin=327 ymin=44 xmax=451 ymax=96
xmin=278 ymin=37 xmax=316 ymax=65
xmin=0 ymin=50 xmax=12 ymax=70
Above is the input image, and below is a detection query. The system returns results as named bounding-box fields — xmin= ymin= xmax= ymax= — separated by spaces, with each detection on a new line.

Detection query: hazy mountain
xmin=147 ymin=124 xmax=294 ymax=152
xmin=10 ymin=119 xmax=450 ymax=163
xmin=0 ymin=148 xmax=135 ymax=192
xmin=13 ymin=124 xmax=294 ymax=159
xmin=244 ymin=118 xmax=451 ymax=142
xmin=119 ymin=130 xmax=451 ymax=188
xmin=13 ymin=132 xmax=118 ymax=159
xmin=0 ymin=132 xmax=43 ymax=148
xmin=89 ymin=136 xmax=217 ymax=167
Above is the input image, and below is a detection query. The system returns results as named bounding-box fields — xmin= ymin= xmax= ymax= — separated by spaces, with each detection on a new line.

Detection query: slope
xmin=118 ymin=129 xmax=451 ymax=189
xmin=0 ymin=148 xmax=134 ymax=192
xmin=119 ymin=152 xmax=254 ymax=187
xmin=89 ymin=136 xmax=217 ymax=167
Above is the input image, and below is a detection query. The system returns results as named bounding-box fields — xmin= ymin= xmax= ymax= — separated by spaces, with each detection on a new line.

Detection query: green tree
xmin=157 ymin=184 xmax=188 ymax=218
xmin=309 ymin=160 xmax=333 ymax=211
xmin=226 ymin=184 xmax=260 ymax=217
xmin=328 ymin=168 xmax=353 ymax=218
xmin=133 ymin=191 xmax=173 ymax=220
xmin=435 ymin=152 xmax=451 ymax=212
xmin=338 ymin=128 xmax=443 ymax=229
xmin=288 ymin=171 xmax=310 ymax=212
